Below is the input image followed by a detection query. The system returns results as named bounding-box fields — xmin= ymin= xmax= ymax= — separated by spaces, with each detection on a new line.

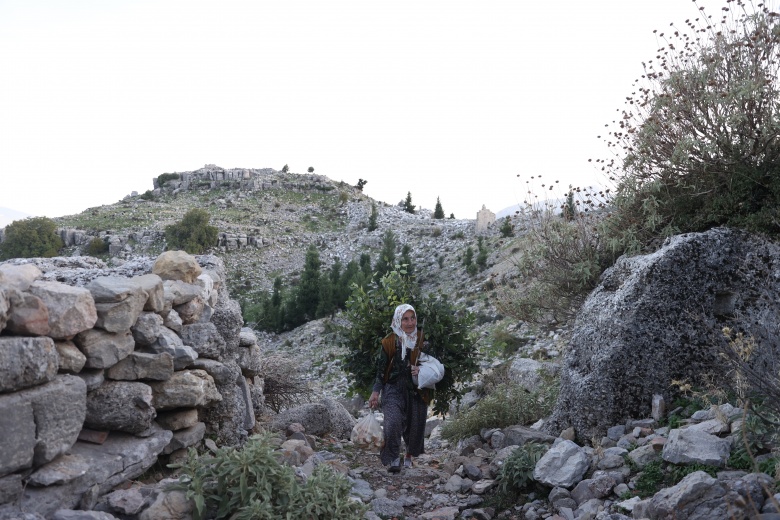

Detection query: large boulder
xmin=546 ymin=228 xmax=780 ymax=441
xmin=0 ymin=337 xmax=59 ymax=393
xmin=28 ymin=281 xmax=97 ymax=340
xmin=152 ymin=251 xmax=202 ymax=283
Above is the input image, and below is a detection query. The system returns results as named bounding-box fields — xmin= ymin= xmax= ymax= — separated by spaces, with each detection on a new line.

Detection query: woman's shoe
xmin=403 ymin=456 xmax=412 ymax=468
xmin=388 ymin=457 xmax=401 ymax=474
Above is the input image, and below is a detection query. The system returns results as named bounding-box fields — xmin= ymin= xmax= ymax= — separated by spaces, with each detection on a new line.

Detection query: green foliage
xmin=374 ymin=230 xmax=397 ymax=279
xmin=490 ymin=326 xmax=528 ymax=358
xmin=340 ymin=269 xmax=479 ymax=416
xmin=400 ymin=244 xmax=414 ymax=278
xmin=282 ymin=164 xmax=289 ymax=173
xmin=500 ymin=216 xmax=514 ymax=238
xmin=355 ymin=178 xmax=367 ymax=191
xmin=449 ymin=213 xmax=455 ymax=219
xmin=338 ymin=191 xmax=349 ymax=205
xmin=433 ymin=197 xmax=445 ymax=219
xmin=164 ymin=209 xmax=219 ymax=254
xmin=140 ymin=190 xmax=155 ymax=200
xmin=308 ymin=166 xmax=314 ymax=173
xmin=0 ymin=217 xmax=63 ymax=260
xmin=440 ymin=376 xmax=559 ymax=441
xmin=168 ymin=433 xmax=366 ymax=520
xmin=463 ymin=246 xmax=477 ymax=275
xmin=630 ymin=459 xmax=719 ymax=499
xmin=368 ymin=203 xmax=378 ymax=232
xmin=403 ymin=191 xmax=415 ymax=214
xmin=157 ymin=172 xmax=180 ymax=186
xmin=86 ymin=237 xmax=109 ymax=256
xmin=290 ymin=245 xmax=322 ymax=323
xmin=498 ymin=443 xmax=549 ymax=493
xmin=476 ymin=236 xmax=488 ymax=270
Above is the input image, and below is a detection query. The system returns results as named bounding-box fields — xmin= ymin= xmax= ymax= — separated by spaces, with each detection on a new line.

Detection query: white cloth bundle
xmin=416 ymin=352 xmax=445 ymax=389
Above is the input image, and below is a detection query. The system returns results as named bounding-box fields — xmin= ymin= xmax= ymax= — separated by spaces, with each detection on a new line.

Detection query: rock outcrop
xmin=546 ymin=227 xmax=780 ymax=441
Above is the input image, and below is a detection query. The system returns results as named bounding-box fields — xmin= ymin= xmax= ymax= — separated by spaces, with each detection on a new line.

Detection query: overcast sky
xmin=1 ymin=0 xmax=709 ymax=222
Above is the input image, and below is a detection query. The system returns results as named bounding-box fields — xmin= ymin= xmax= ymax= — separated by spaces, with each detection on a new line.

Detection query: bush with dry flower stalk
xmin=258 ymin=354 xmax=313 ymax=413
xmin=500 ymin=0 xmax=780 ymax=325
xmin=598 ymin=0 xmax=780 ymax=239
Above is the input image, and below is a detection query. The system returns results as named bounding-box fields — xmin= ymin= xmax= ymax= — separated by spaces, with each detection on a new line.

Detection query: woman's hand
xmin=368 ymin=391 xmax=380 ymax=409
xmin=411 ymin=365 xmax=420 ymax=376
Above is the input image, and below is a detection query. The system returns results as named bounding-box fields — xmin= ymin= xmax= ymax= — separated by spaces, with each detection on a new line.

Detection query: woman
xmin=368 ymin=304 xmax=431 ymax=474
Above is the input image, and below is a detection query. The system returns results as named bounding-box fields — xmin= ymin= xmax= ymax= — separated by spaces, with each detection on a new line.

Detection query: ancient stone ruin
xmin=475 ymin=205 xmax=495 ymax=235
xmin=0 ymin=251 xmax=264 ymax=518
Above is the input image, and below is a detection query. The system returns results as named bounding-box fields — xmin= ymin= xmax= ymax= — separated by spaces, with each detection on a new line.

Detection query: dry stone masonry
xmin=0 ymin=251 xmax=265 ymax=518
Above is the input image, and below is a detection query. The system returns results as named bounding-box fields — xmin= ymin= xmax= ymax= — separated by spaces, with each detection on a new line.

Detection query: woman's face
xmin=401 ymin=310 xmax=417 ymax=334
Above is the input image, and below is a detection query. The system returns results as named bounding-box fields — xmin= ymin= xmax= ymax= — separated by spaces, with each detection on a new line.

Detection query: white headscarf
xmin=391 ymin=303 xmax=418 ymax=361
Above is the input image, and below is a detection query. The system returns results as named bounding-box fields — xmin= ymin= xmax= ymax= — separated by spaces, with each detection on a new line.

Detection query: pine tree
xmin=433 ymin=197 xmax=445 ymax=219
xmin=291 ymin=245 xmax=322 ymax=323
xmin=403 ymin=192 xmax=415 ymax=214
xmin=368 ymin=203 xmax=378 ymax=231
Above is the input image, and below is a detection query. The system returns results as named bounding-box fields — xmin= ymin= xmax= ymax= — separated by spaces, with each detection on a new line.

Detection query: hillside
xmin=52 ymin=165 xmax=528 ymax=328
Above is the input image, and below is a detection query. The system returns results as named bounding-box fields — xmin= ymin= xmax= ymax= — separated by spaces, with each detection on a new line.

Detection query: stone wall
xmin=475 ymin=205 xmax=495 ymax=235
xmin=0 ymin=251 xmax=263 ymax=518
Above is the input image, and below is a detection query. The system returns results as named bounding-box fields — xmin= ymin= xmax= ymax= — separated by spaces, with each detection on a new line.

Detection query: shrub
xmin=498 ymin=442 xmax=549 ymax=493
xmin=431 ymin=227 xmax=442 ymax=238
xmin=496 ymin=197 xmax=608 ymax=325
xmin=157 ymin=172 xmax=180 ymax=187
xmin=340 ymin=269 xmax=479 ymax=416
xmin=140 ymin=190 xmax=155 ymax=200
xmin=259 ymin=354 xmax=313 ymax=412
xmin=169 ymin=433 xmax=366 ymax=520
xmin=281 ymin=164 xmax=289 ymax=173
xmin=441 ymin=375 xmax=559 ymax=441
xmin=338 ymin=191 xmax=349 ymax=205
xmin=0 ymin=217 xmax=63 ymax=260
xmin=308 ymin=166 xmax=314 ymax=173
xmin=500 ymin=216 xmax=513 ymax=237
xmin=85 ymin=237 xmax=109 ymax=256
xmin=164 ymin=209 xmax=218 ymax=254
xmin=601 ymin=1 xmax=780 ymax=239
xmin=356 ymin=178 xmax=367 ymax=191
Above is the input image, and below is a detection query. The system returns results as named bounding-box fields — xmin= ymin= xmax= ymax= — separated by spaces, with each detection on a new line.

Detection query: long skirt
xmin=379 ymin=378 xmax=428 ymax=466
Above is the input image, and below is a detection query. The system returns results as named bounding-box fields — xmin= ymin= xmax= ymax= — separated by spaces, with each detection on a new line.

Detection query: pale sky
xmin=1 ymin=0 xmax=708 ymax=221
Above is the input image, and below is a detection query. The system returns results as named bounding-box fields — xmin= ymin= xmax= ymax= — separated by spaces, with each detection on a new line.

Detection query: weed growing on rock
xmin=497 ymin=442 xmax=549 ymax=494
xmin=169 ymin=432 xmax=366 ymax=520
xmin=440 ymin=376 xmax=559 ymax=441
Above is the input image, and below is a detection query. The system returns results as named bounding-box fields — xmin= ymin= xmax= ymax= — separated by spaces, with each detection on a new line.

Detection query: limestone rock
xmin=74 ymin=329 xmax=135 ymax=370
xmin=5 ymin=290 xmax=50 ymax=336
xmin=144 ymin=327 xmax=195 ymax=370
xmin=533 ymin=440 xmax=589 ymax=489
xmin=152 ymin=251 xmax=202 ymax=283
xmin=155 ymin=408 xmax=199 ymax=431
xmin=149 ymin=369 xmax=221 ymax=410
xmin=662 ymin=428 xmax=731 ymax=467
xmin=236 ymin=343 xmax=262 ymax=377
xmin=131 ymin=312 xmax=163 ymax=346
xmin=29 ymin=281 xmax=97 ymax=339
xmin=0 ymin=263 xmax=43 ymax=291
xmin=508 ymin=357 xmax=559 ymax=392
xmin=88 ymin=276 xmax=148 ymax=333
xmin=19 ymin=375 xmax=87 ymax=467
xmin=85 ymin=381 xmax=156 ymax=434
xmin=0 ymin=336 xmax=59 ymax=392
xmin=180 ymin=322 xmax=226 ymax=360
xmin=646 ymin=471 xmax=749 ymax=519
xmin=105 ymin=352 xmax=174 ymax=381
xmin=161 ymin=422 xmax=206 ymax=455
xmin=271 ymin=403 xmax=333 ymax=437
xmin=134 ymin=274 xmax=164 ymax=312
xmin=163 ymin=280 xmax=201 ymax=306
xmin=546 ymin=228 xmax=780 ymax=441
